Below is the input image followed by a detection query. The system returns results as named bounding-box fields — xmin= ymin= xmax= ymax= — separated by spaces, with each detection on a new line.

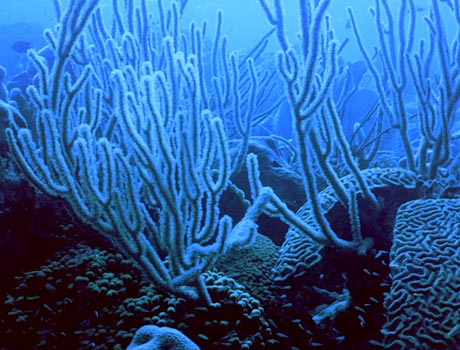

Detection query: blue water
xmin=0 ymin=1 xmax=459 ymax=350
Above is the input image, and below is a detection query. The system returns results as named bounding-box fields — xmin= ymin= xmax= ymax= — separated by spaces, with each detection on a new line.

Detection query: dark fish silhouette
xmin=10 ymin=40 xmax=32 ymax=53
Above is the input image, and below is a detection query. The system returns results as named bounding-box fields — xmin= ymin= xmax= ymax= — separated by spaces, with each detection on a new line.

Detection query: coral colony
xmin=0 ymin=0 xmax=460 ymax=349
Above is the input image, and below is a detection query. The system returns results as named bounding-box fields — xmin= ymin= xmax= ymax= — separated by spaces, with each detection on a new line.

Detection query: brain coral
xmin=273 ymin=167 xmax=421 ymax=282
xmin=383 ymin=199 xmax=460 ymax=349
xmin=126 ymin=325 xmax=200 ymax=350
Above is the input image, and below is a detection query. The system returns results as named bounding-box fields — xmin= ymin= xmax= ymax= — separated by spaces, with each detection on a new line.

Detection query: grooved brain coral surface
xmin=383 ymin=199 xmax=460 ymax=350
xmin=273 ymin=167 xmax=420 ymax=282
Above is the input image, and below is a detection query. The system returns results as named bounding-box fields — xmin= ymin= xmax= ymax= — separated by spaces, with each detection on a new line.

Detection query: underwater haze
xmin=1 ymin=0 xmax=460 ymax=350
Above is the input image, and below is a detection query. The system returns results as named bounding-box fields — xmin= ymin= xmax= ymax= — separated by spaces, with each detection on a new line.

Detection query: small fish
xmin=11 ymin=40 xmax=32 ymax=53
xmin=354 ymin=305 xmax=366 ymax=313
